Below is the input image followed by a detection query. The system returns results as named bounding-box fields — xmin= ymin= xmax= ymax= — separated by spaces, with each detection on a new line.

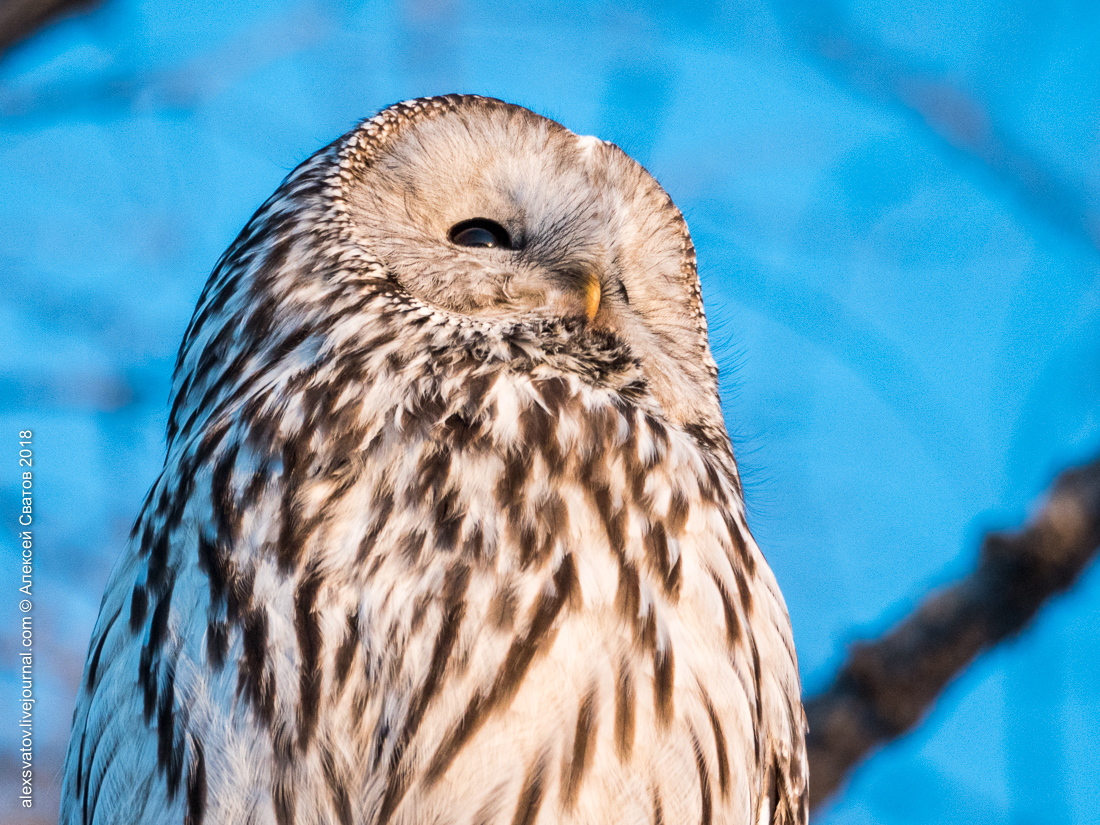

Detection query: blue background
xmin=1 ymin=1 xmax=1098 ymax=822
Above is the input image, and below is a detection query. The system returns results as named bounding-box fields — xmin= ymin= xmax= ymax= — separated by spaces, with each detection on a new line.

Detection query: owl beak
xmin=548 ymin=267 xmax=602 ymax=323
xmin=581 ymin=272 xmax=601 ymax=322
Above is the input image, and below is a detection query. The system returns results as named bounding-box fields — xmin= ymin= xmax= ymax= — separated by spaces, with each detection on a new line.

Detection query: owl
xmin=60 ymin=95 xmax=806 ymax=825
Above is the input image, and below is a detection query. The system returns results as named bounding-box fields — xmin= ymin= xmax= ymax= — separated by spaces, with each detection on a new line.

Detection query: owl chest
xmin=190 ymin=377 xmax=774 ymax=822
xmin=272 ymin=423 xmax=760 ymax=812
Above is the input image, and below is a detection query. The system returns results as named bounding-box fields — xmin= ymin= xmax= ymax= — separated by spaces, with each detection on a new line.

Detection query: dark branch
xmin=805 ymin=454 xmax=1100 ymax=812
xmin=0 ymin=0 xmax=101 ymax=58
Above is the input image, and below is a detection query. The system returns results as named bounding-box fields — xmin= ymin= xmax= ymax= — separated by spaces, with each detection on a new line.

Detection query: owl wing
xmin=60 ymin=429 xmax=298 ymax=825
xmin=60 ymin=474 xmax=186 ymax=825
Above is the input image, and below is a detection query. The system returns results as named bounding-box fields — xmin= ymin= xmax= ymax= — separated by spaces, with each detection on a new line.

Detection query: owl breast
xmin=169 ymin=309 xmax=802 ymax=825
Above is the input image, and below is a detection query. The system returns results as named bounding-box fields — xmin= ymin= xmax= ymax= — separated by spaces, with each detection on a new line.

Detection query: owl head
xmin=172 ymin=95 xmax=727 ymax=450
xmin=341 ymin=96 xmax=723 ymax=429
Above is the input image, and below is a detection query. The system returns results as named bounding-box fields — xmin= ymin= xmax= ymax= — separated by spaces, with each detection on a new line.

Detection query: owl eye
xmin=449 ymin=218 xmax=512 ymax=249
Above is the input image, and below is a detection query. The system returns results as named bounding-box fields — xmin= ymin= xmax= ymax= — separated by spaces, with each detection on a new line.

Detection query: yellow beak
xmin=582 ymin=272 xmax=602 ymax=322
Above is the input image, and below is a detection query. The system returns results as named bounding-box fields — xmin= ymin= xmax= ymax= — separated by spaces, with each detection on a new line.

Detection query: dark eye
xmin=449 ymin=218 xmax=512 ymax=249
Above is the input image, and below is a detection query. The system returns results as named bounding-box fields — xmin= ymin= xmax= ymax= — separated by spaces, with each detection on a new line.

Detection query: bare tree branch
xmin=806 ymin=454 xmax=1100 ymax=811
xmin=0 ymin=0 xmax=101 ymax=58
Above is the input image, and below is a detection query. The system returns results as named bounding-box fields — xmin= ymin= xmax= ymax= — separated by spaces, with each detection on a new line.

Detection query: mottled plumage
xmin=61 ymin=95 xmax=806 ymax=825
